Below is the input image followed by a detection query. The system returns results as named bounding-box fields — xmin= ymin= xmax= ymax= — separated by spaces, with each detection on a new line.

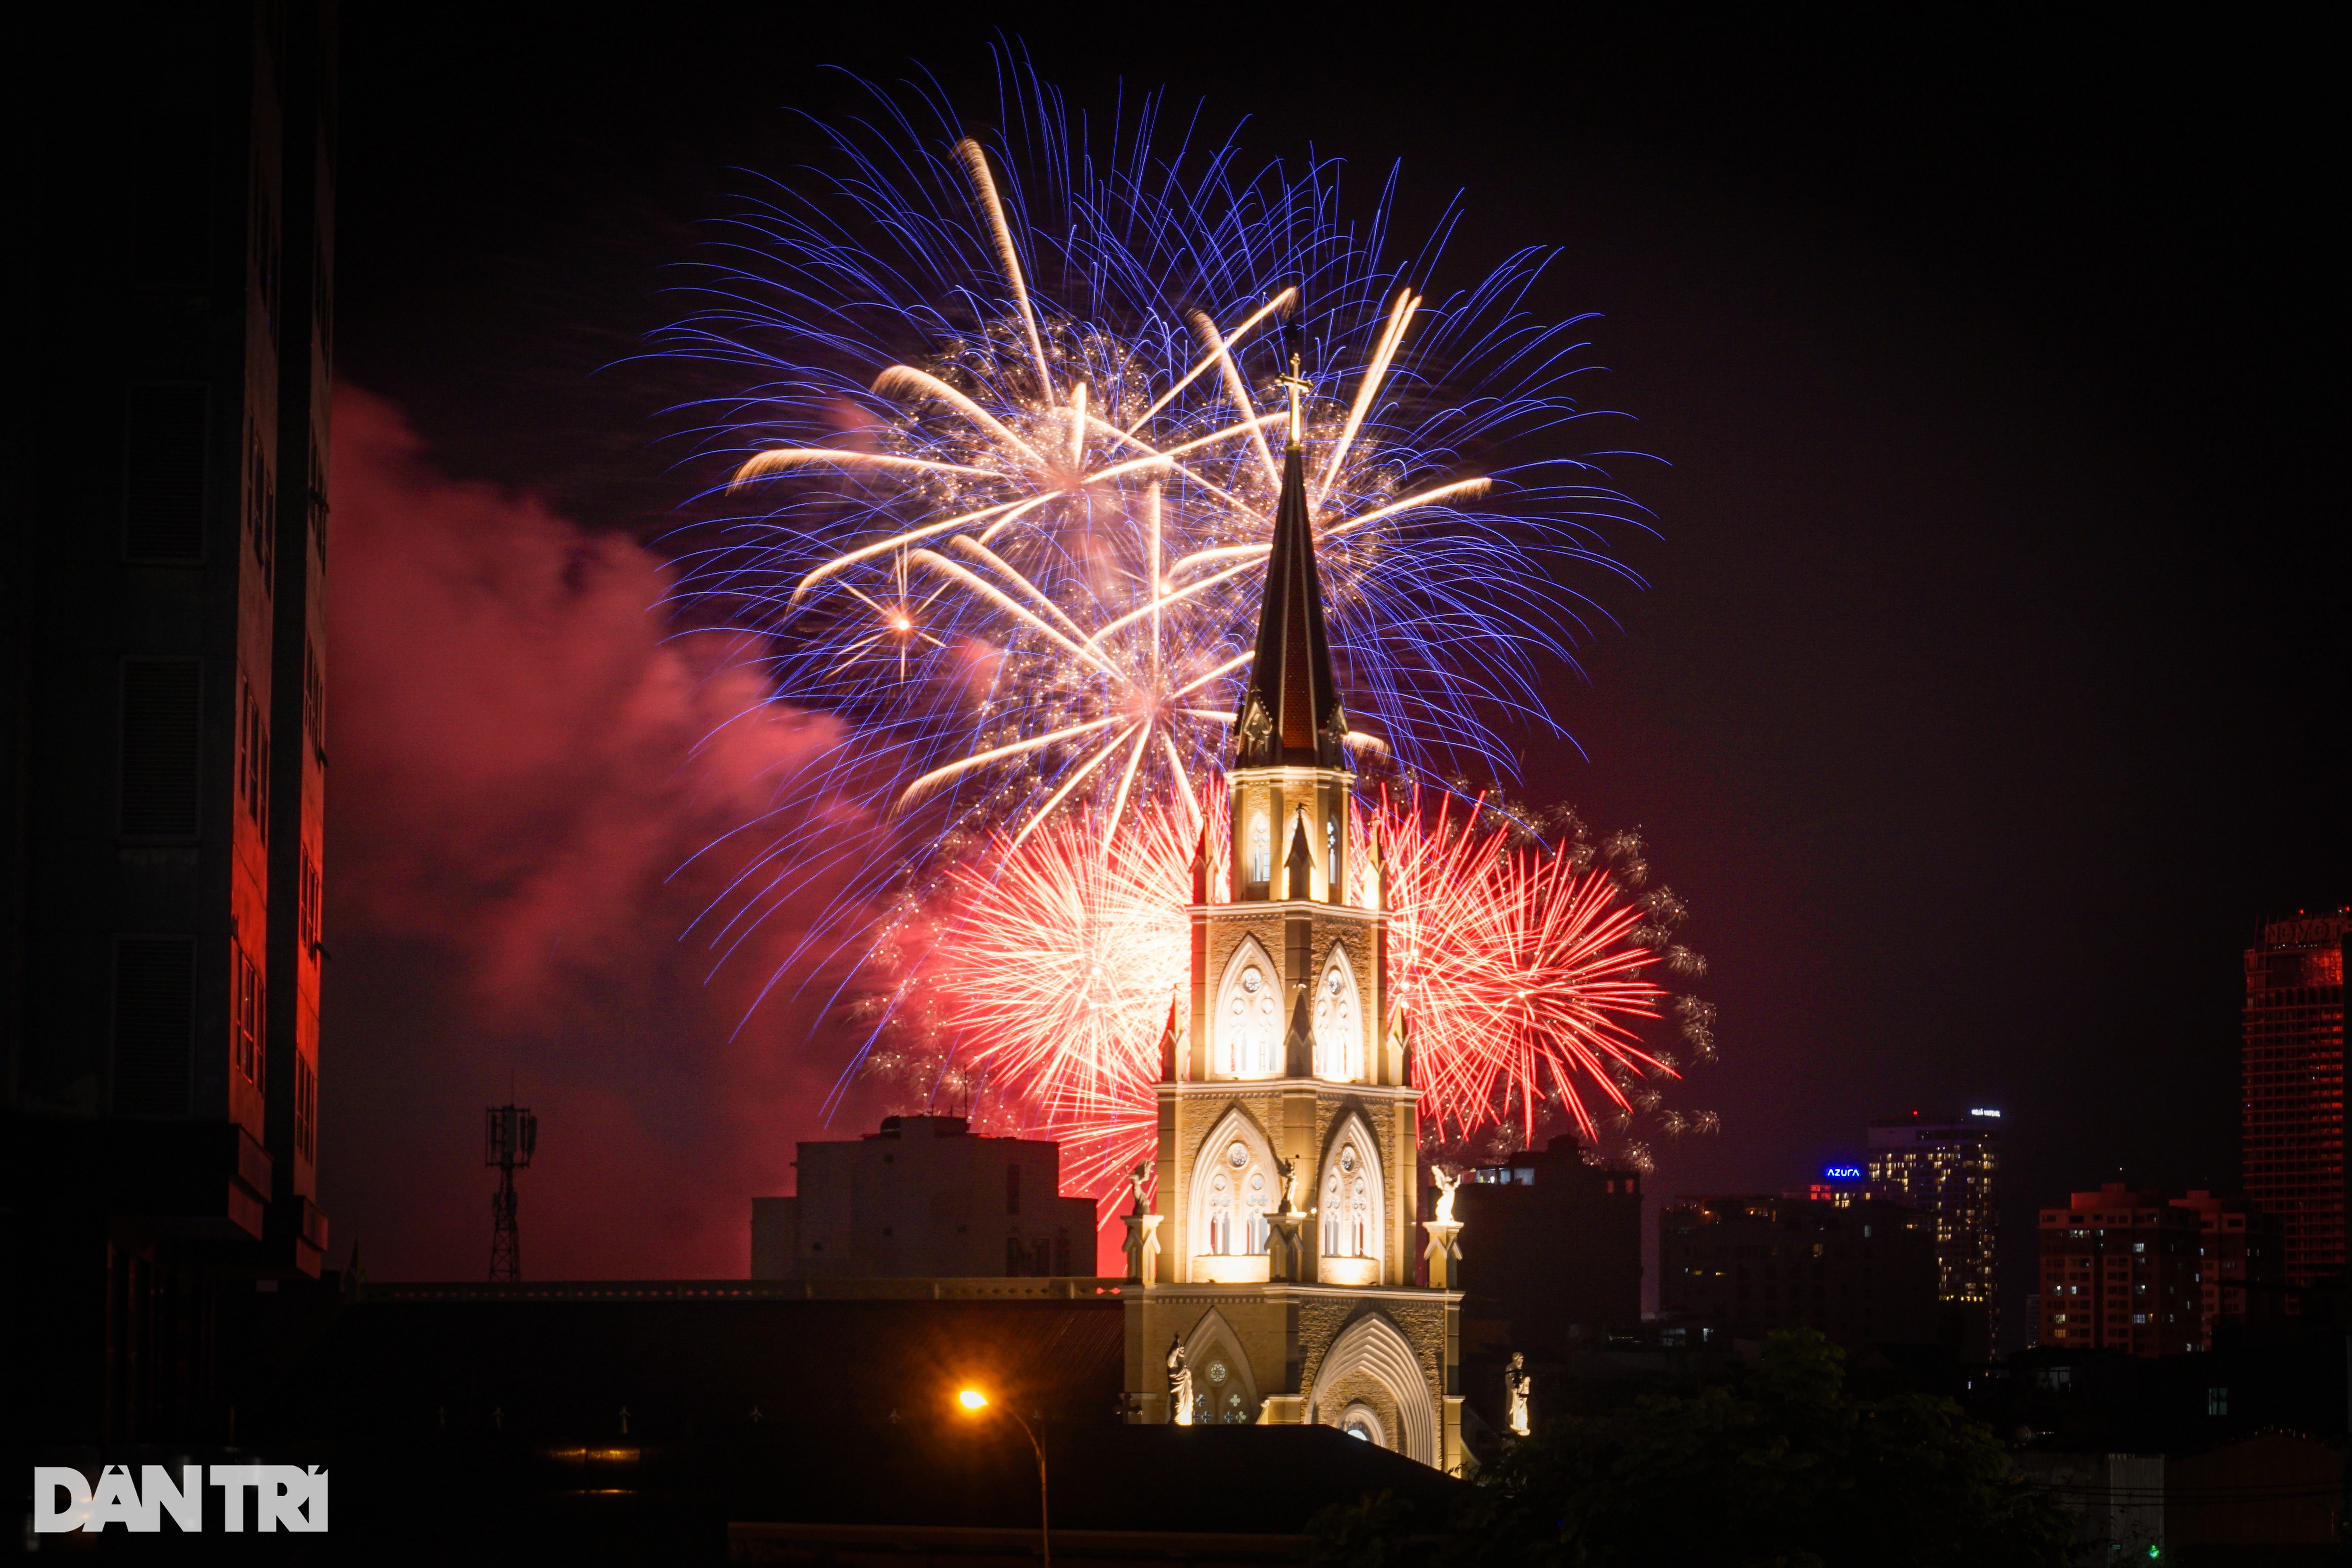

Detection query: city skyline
xmin=10 ymin=7 xmax=2337 ymax=1360
xmin=301 ymin=13 xmax=2339 ymax=1338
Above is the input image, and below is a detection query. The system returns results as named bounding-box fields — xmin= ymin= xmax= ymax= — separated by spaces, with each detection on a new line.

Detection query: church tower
xmin=1121 ymin=363 xmax=1465 ymax=1472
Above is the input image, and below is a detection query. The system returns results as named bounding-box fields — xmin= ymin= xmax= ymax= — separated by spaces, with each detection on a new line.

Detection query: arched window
xmin=1312 ymin=947 xmax=1362 ymax=1081
xmin=1248 ymin=812 xmax=1271 ymax=886
xmin=1204 ymin=1135 xmax=1271 ymax=1255
xmin=1218 ymin=939 xmax=1282 ymax=1078
xmin=1317 ymin=1117 xmax=1385 ymax=1269
xmin=1322 ymin=1142 xmax=1373 ymax=1257
xmin=1326 ymin=814 xmax=1340 ymax=893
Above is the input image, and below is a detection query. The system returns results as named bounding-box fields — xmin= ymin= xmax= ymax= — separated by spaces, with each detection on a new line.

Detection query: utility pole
xmin=485 ymin=1103 xmax=538 ymax=1282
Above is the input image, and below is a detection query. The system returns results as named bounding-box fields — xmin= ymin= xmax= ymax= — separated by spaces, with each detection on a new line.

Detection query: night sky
xmin=323 ymin=8 xmax=2341 ymax=1340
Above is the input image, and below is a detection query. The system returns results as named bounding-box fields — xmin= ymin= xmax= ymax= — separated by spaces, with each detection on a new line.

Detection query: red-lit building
xmin=2036 ymin=1183 xmax=2200 ymax=1357
xmin=2242 ymin=910 xmax=2348 ymax=1291
xmin=2169 ymin=1189 xmax=2285 ymax=1345
xmin=5 ymin=1 xmax=337 ymax=1443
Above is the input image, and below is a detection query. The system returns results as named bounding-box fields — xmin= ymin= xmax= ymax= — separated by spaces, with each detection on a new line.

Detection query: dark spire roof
xmin=1234 ymin=441 xmax=1346 ymax=769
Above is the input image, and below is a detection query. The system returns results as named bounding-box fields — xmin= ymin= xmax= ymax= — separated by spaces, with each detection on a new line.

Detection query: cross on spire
xmin=1275 ymin=351 xmax=1311 ymax=451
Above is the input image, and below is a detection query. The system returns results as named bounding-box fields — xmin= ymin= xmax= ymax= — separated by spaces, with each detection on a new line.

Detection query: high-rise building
xmin=2168 ymin=1189 xmax=2286 ymax=1346
xmin=1868 ymin=1109 xmax=2000 ymax=1348
xmin=750 ymin=1115 xmax=1097 ymax=1279
xmin=1453 ymin=1135 xmax=1644 ymax=1355
xmin=2241 ymin=909 xmax=2348 ymax=1291
xmin=2034 ymin=1182 xmax=2200 ymax=1357
xmin=5 ymin=1 xmax=336 ymax=1442
xmin=1658 ymin=1194 xmax=1938 ymax=1348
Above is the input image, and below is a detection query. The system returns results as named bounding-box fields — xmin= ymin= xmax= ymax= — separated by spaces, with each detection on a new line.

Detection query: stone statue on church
xmin=1505 ymin=1351 xmax=1532 ymax=1437
xmin=1275 ymin=1153 xmax=1301 ymax=1216
xmin=1126 ymin=1160 xmax=1151 ymax=1216
xmin=1166 ymin=1336 xmax=1196 ymax=1426
xmin=1431 ymin=1166 xmax=1461 ymax=1226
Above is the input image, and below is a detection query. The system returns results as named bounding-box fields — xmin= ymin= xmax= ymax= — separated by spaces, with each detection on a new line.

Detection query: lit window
xmin=1248 ymin=813 xmax=1270 ymax=885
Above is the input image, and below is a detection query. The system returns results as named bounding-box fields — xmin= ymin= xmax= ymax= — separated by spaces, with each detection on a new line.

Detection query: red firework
xmin=926 ymin=785 xmax=1682 ymax=1207
xmin=1374 ymin=788 xmax=1671 ymax=1144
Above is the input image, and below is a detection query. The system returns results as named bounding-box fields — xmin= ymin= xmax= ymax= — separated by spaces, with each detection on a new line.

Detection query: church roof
xmin=1234 ymin=439 xmax=1347 ymax=769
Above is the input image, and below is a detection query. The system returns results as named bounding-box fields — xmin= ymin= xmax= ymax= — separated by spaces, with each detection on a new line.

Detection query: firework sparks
xmin=663 ymin=60 xmax=1650 ymax=879
xmin=922 ymin=784 xmax=1708 ymax=1208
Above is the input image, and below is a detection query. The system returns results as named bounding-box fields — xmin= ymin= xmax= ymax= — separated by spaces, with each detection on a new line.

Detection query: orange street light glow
xmin=958 ymin=1389 xmax=989 ymax=1411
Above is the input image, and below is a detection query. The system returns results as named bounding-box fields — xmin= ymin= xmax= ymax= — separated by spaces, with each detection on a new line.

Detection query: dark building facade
xmin=2169 ymin=1188 xmax=2286 ymax=1347
xmin=1658 ymin=1195 xmax=1938 ymax=1348
xmin=2034 ymin=1182 xmax=2200 ymax=1358
xmin=1867 ymin=1108 xmax=1999 ymax=1349
xmin=1452 ymin=1135 xmax=1642 ymax=1356
xmin=2241 ymin=909 xmax=2347 ymax=1291
xmin=5 ymin=1 xmax=336 ymax=1442
xmin=750 ymin=1116 xmax=1098 ymax=1279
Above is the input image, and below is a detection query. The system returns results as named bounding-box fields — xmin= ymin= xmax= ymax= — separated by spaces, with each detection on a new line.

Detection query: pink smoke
xmin=322 ymin=388 xmax=878 ymax=1279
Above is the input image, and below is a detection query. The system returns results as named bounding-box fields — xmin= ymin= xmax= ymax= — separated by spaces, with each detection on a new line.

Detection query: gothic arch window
xmin=1183 ymin=1309 xmax=1263 ymax=1425
xmin=1326 ymin=814 xmax=1340 ymax=893
xmin=1191 ymin=1110 xmax=1275 ymax=1262
xmin=1247 ymin=810 xmax=1271 ymax=887
xmin=1319 ymin=1116 xmax=1384 ymax=1261
xmin=1216 ymin=937 xmax=1283 ymax=1079
xmin=1339 ymin=1401 xmax=1388 ymax=1447
xmin=1312 ymin=945 xmax=1363 ymax=1081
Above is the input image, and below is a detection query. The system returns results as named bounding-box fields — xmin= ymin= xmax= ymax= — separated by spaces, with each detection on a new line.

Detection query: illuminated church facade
xmin=1121 ymin=377 xmax=1465 ymax=1472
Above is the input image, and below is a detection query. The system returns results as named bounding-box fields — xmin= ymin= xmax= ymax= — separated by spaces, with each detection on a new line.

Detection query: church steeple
xmin=1234 ymin=354 xmax=1347 ymax=770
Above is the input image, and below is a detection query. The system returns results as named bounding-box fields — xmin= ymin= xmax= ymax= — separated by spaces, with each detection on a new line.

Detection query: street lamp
xmin=956 ymin=1387 xmax=1048 ymax=1568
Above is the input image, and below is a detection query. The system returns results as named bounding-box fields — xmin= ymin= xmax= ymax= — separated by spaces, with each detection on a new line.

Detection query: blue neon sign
xmin=1822 ymin=1166 xmax=1864 ymax=1180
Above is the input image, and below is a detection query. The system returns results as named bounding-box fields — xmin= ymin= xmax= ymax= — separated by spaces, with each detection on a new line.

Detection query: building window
xmin=119 ymin=659 xmax=202 ymax=837
xmin=295 ymin=1052 xmax=317 ymax=1161
xmin=308 ymin=436 xmax=329 ymax=565
xmin=1312 ymin=949 xmax=1361 ymax=1080
xmin=246 ymin=421 xmax=275 ymax=584
xmin=235 ymin=671 xmax=270 ymax=833
xmin=1326 ymin=814 xmax=1340 ymax=890
xmin=1321 ymin=1139 xmax=1373 ymax=1258
xmin=1248 ymin=812 xmax=1270 ymax=886
xmin=233 ymin=945 xmax=265 ymax=1086
xmin=123 ymin=385 xmax=207 ymax=561
xmin=113 ymin=936 xmax=196 ymax=1116
xmin=1218 ymin=943 xmax=1282 ymax=1076
xmin=303 ymin=636 xmax=326 ymax=759
xmin=298 ymin=844 xmax=322 ymax=955
xmin=2206 ymin=1386 xmax=2228 ymax=1416
xmin=1204 ymin=1139 xmax=1270 ymax=1256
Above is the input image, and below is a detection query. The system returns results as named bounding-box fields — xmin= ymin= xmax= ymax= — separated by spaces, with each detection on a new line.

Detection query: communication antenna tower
xmin=484 ymin=1102 xmax=538 ymax=1282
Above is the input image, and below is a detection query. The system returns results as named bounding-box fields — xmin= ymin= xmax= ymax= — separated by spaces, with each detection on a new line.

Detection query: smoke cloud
xmin=322 ymin=388 xmax=875 ymax=1279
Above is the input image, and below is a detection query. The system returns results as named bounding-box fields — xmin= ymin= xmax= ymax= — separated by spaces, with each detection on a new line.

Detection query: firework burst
xmin=921 ymin=784 xmax=1711 ymax=1207
xmin=663 ymin=58 xmax=1648 ymax=874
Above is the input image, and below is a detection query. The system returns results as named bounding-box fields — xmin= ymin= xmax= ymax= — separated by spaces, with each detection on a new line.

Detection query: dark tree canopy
xmin=1314 ymin=1331 xmax=2076 ymax=1568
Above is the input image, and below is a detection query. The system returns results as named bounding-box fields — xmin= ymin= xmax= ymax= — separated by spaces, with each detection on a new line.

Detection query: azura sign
xmin=33 ymin=1465 xmax=327 ymax=1534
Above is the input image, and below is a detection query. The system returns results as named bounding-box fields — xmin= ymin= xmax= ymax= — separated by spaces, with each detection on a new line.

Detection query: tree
xmin=1315 ymin=1331 xmax=2076 ymax=1568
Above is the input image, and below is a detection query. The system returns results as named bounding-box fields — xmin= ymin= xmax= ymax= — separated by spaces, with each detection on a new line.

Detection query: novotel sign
xmin=1821 ymin=1166 xmax=1864 ymax=1181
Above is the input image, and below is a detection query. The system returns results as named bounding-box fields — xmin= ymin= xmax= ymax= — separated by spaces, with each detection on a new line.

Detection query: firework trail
xmin=650 ymin=59 xmax=1701 ymax=1163
xmin=923 ymin=784 xmax=1711 ymax=1206
xmin=661 ymin=60 xmax=1650 ymax=957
